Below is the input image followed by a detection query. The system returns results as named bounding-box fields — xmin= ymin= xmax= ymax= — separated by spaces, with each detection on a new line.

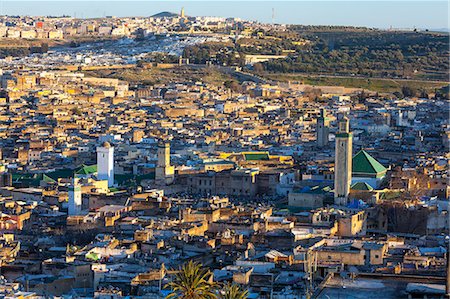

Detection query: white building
xmin=97 ymin=142 xmax=114 ymax=187
xmin=68 ymin=178 xmax=82 ymax=215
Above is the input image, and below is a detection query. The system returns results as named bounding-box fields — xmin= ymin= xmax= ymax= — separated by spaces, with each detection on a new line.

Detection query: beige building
xmin=313 ymin=239 xmax=387 ymax=266
xmin=155 ymin=142 xmax=175 ymax=185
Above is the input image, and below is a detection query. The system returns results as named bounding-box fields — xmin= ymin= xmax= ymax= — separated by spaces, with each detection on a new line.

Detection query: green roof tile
xmin=40 ymin=174 xmax=57 ymax=183
xmin=351 ymin=181 xmax=374 ymax=191
xmin=352 ymin=150 xmax=387 ymax=177
xmin=244 ymin=152 xmax=270 ymax=161
xmin=75 ymin=164 xmax=97 ymax=175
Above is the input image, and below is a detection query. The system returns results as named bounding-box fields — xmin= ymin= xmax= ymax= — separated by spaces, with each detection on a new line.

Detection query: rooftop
xmin=352 ymin=150 xmax=387 ymax=177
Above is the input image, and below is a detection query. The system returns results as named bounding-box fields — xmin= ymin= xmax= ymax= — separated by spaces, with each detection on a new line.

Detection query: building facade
xmin=316 ymin=108 xmax=329 ymax=147
xmin=155 ymin=142 xmax=175 ymax=185
xmin=97 ymin=142 xmax=114 ymax=187
xmin=334 ymin=116 xmax=352 ymax=205
xmin=68 ymin=178 xmax=82 ymax=215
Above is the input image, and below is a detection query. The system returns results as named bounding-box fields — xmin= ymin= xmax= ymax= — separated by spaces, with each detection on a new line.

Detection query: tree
xmin=136 ymin=60 xmax=145 ymax=68
xmin=223 ymin=80 xmax=242 ymax=93
xmin=165 ymin=261 xmax=216 ymax=299
xmin=71 ymin=107 xmax=82 ymax=116
xmin=40 ymin=43 xmax=49 ymax=53
xmin=253 ymin=63 xmax=264 ymax=73
xmin=419 ymin=89 xmax=429 ymax=99
xmin=393 ymin=91 xmax=403 ymax=99
xmin=358 ymin=89 xmax=368 ymax=101
xmin=401 ymin=86 xmax=417 ymax=97
xmin=218 ymin=283 xmax=248 ymax=299
xmin=303 ymin=87 xmax=322 ymax=101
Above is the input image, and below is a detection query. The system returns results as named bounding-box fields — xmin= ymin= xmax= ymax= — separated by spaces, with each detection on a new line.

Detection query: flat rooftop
xmin=317 ymin=276 xmax=446 ymax=299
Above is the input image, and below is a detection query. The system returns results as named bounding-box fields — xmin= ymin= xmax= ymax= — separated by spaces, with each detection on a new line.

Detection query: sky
xmin=1 ymin=1 xmax=449 ymax=30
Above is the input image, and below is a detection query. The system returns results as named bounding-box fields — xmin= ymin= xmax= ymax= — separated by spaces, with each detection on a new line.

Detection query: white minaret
xmin=317 ymin=108 xmax=329 ymax=147
xmin=97 ymin=142 xmax=114 ymax=187
xmin=68 ymin=177 xmax=82 ymax=215
xmin=334 ymin=115 xmax=352 ymax=205
xmin=155 ymin=142 xmax=175 ymax=185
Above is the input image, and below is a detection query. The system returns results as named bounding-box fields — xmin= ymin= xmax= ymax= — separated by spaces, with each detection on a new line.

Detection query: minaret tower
xmin=155 ymin=142 xmax=175 ymax=185
xmin=97 ymin=142 xmax=114 ymax=187
xmin=334 ymin=115 xmax=352 ymax=205
xmin=317 ymin=108 xmax=329 ymax=147
xmin=68 ymin=177 xmax=82 ymax=216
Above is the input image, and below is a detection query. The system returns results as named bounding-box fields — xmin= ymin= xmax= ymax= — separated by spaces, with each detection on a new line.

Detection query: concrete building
xmin=334 ymin=115 xmax=352 ymax=205
xmin=316 ymin=108 xmax=329 ymax=147
xmin=155 ymin=142 xmax=175 ymax=185
xmin=288 ymin=186 xmax=333 ymax=209
xmin=68 ymin=178 xmax=82 ymax=215
xmin=97 ymin=142 xmax=114 ymax=187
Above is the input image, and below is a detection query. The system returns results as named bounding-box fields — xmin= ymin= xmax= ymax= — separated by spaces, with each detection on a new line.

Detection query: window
xmin=375 ymin=255 xmax=379 ymax=258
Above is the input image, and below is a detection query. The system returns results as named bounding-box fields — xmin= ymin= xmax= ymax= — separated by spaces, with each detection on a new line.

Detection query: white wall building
xmin=97 ymin=142 xmax=114 ymax=187
xmin=68 ymin=178 xmax=82 ymax=215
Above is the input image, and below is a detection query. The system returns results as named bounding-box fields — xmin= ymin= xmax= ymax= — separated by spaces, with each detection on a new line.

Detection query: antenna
xmin=272 ymin=8 xmax=275 ymax=24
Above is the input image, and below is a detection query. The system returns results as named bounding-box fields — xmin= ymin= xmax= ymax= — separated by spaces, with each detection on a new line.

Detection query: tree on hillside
xmin=401 ymin=86 xmax=417 ymax=97
xmin=253 ymin=63 xmax=264 ymax=73
xmin=224 ymin=80 xmax=242 ymax=93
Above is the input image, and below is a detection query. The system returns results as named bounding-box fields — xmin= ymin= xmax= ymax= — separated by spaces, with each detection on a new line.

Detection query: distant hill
xmin=151 ymin=11 xmax=178 ymax=18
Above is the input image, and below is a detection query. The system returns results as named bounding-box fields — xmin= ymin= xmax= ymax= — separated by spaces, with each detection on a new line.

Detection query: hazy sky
xmin=2 ymin=1 xmax=449 ymax=30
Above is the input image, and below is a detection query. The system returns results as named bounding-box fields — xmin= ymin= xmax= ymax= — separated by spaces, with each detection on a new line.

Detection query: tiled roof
xmin=75 ymin=164 xmax=97 ymax=175
xmin=243 ymin=152 xmax=270 ymax=161
xmin=352 ymin=150 xmax=387 ymax=176
xmin=351 ymin=181 xmax=374 ymax=191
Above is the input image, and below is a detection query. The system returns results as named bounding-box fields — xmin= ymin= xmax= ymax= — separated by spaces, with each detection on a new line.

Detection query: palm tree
xmin=218 ymin=282 xmax=248 ymax=299
xmin=165 ymin=261 xmax=217 ymax=299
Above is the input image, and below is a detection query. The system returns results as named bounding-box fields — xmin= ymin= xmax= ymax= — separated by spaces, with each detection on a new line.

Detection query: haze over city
xmin=2 ymin=1 xmax=449 ymax=30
